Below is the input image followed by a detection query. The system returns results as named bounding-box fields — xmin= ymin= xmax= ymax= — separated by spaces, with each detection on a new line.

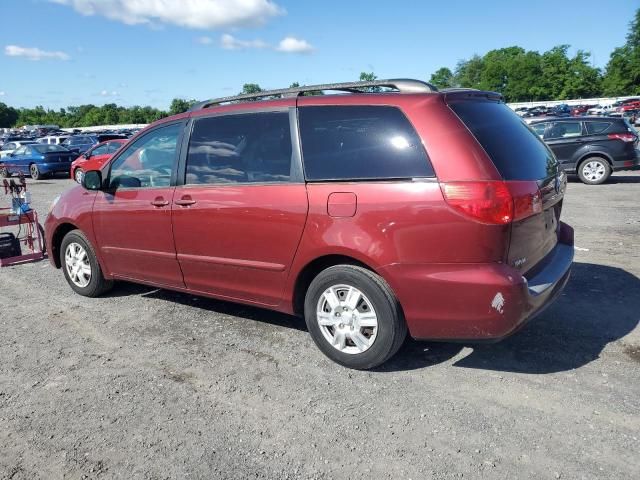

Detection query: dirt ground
xmin=1 ymin=172 xmax=639 ymax=479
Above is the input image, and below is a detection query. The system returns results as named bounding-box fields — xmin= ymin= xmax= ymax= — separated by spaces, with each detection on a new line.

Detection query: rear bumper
xmin=38 ymin=162 xmax=72 ymax=174
xmin=380 ymin=222 xmax=574 ymax=341
xmin=611 ymin=150 xmax=640 ymax=171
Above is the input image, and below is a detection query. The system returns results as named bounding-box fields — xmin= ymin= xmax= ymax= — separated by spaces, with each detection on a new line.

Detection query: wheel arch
xmin=291 ymin=254 xmax=378 ymax=318
xmin=50 ymin=222 xmax=80 ymax=268
xmin=576 ymin=151 xmax=614 ymax=168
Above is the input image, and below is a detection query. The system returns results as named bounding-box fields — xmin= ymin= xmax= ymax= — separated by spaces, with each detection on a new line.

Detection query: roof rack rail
xmin=189 ymin=78 xmax=437 ymax=111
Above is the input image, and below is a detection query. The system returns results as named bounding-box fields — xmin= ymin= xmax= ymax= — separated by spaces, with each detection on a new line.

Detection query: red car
xmin=70 ymin=138 xmax=128 ymax=183
xmin=45 ymin=79 xmax=574 ymax=369
xmin=570 ymin=105 xmax=595 ymax=116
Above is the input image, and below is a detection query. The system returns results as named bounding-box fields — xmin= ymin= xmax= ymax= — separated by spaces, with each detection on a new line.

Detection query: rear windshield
xmin=450 ymin=100 xmax=558 ymax=180
xmin=32 ymin=144 xmax=68 ymax=153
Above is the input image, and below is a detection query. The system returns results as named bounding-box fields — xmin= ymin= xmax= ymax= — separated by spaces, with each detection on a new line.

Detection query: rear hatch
xmin=448 ymin=97 xmax=565 ymax=275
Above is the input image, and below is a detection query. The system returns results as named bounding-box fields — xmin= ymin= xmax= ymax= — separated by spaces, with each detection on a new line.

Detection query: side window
xmin=109 ymin=123 xmax=181 ymax=189
xmin=546 ymin=122 xmax=583 ymax=139
xmin=91 ymin=144 xmax=109 ymax=156
xmin=107 ymin=142 xmax=122 ymax=154
xmin=298 ymin=106 xmax=433 ymax=181
xmin=2 ymin=143 xmax=15 ymax=151
xmin=13 ymin=146 xmax=27 ymax=156
xmin=185 ymin=111 xmax=293 ymax=185
xmin=585 ymin=122 xmax=611 ymax=135
xmin=531 ymin=123 xmax=546 ymax=137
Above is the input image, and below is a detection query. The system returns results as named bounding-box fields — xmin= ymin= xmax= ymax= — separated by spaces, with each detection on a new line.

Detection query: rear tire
xmin=578 ymin=157 xmax=611 ymax=185
xmin=304 ymin=265 xmax=407 ymax=370
xmin=60 ymin=230 xmax=113 ymax=297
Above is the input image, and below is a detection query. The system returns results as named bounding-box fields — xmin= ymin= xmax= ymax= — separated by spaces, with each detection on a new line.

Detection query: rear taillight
xmin=440 ymin=181 xmax=542 ymax=225
xmin=608 ymin=133 xmax=637 ymax=143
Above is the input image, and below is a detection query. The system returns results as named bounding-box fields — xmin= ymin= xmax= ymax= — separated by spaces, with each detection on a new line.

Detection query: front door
xmin=92 ymin=122 xmax=185 ymax=287
xmin=172 ymin=108 xmax=308 ymax=306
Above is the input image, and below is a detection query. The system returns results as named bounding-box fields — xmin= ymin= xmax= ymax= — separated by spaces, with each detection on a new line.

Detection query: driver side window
xmin=109 ymin=123 xmax=181 ymax=189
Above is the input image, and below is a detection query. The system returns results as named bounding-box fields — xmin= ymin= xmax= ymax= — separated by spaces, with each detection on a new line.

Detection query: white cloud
xmin=50 ymin=0 xmax=284 ymax=29
xmin=0 ymin=91 xmax=5 ymax=96
xmin=4 ymin=45 xmax=70 ymax=61
xmin=197 ymin=36 xmax=213 ymax=45
xmin=219 ymin=34 xmax=313 ymax=54
xmin=276 ymin=36 xmax=314 ymax=54
xmin=100 ymin=90 xmax=119 ymax=97
xmin=220 ymin=34 xmax=268 ymax=50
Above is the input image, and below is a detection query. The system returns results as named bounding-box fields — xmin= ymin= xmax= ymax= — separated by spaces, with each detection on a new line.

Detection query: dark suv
xmin=45 ymin=79 xmax=574 ymax=369
xmin=529 ymin=117 xmax=639 ymax=184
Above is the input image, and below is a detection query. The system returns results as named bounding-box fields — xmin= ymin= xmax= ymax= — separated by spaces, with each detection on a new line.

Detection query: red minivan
xmin=45 ymin=80 xmax=574 ymax=369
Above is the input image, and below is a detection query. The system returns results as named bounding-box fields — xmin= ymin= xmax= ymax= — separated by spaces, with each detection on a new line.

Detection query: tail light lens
xmin=608 ymin=133 xmax=637 ymax=143
xmin=440 ymin=181 xmax=542 ymax=225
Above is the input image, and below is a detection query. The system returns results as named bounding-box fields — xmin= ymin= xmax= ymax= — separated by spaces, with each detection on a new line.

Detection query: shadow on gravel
xmin=104 ymin=281 xmax=306 ymax=332
xmin=567 ymin=174 xmax=640 ymax=184
xmin=379 ymin=262 xmax=640 ymax=373
xmin=104 ymin=263 xmax=639 ymax=374
xmin=453 ymin=262 xmax=640 ymax=374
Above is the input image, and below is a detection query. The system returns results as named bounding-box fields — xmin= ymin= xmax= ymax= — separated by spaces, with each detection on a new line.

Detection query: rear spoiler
xmin=441 ymin=88 xmax=503 ymax=103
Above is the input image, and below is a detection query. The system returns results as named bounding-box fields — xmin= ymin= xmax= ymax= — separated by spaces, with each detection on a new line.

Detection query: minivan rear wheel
xmin=60 ymin=230 xmax=113 ymax=297
xmin=304 ymin=265 xmax=407 ymax=370
xmin=578 ymin=157 xmax=611 ymax=185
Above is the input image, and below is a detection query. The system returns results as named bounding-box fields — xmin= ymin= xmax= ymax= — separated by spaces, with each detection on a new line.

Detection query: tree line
xmin=1 ymin=9 xmax=638 ymax=128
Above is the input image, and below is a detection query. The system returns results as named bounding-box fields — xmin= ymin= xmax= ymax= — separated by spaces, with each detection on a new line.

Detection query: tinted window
xmin=585 ymin=122 xmax=611 ymax=135
xmin=109 ymin=123 xmax=180 ymax=189
xmin=108 ymin=142 xmax=123 ymax=153
xmin=450 ymin=100 xmax=558 ymax=180
xmin=545 ymin=122 xmax=583 ymax=139
xmin=299 ymin=106 xmax=433 ymax=181
xmin=2 ymin=143 xmax=15 ymax=150
xmin=186 ymin=112 xmax=293 ymax=185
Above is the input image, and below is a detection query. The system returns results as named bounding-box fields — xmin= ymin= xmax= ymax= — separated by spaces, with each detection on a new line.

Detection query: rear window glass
xmin=450 ymin=101 xmax=558 ymax=181
xmin=32 ymin=144 xmax=68 ymax=153
xmin=299 ymin=106 xmax=433 ymax=181
xmin=585 ymin=122 xmax=611 ymax=135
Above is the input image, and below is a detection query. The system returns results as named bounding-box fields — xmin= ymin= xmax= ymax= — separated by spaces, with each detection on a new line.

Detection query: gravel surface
xmin=1 ymin=172 xmax=639 ymax=479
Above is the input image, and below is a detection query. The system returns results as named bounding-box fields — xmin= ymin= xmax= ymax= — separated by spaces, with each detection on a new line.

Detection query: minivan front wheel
xmin=578 ymin=157 xmax=611 ymax=185
xmin=304 ymin=265 xmax=407 ymax=369
xmin=60 ymin=230 xmax=113 ymax=297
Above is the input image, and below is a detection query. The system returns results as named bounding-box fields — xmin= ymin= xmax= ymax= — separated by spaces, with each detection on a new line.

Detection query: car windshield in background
xmin=32 ymin=144 xmax=69 ymax=153
xmin=449 ymin=100 xmax=558 ymax=181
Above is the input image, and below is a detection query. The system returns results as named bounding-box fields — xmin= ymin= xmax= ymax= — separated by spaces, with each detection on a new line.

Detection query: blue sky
xmin=0 ymin=0 xmax=637 ymax=110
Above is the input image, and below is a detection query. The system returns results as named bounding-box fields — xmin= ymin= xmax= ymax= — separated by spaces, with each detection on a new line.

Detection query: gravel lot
xmin=1 ymin=173 xmax=639 ymax=479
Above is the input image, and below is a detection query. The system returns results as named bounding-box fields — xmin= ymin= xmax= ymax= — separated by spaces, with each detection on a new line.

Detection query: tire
xmin=60 ymin=230 xmax=113 ymax=297
xmin=0 ymin=166 xmax=9 ymax=178
xmin=74 ymin=168 xmax=84 ymax=184
xmin=304 ymin=265 xmax=407 ymax=370
xmin=578 ymin=157 xmax=611 ymax=185
xmin=30 ymin=163 xmax=43 ymax=180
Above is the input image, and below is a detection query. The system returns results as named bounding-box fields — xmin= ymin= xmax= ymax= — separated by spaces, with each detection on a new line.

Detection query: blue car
xmin=0 ymin=143 xmax=77 ymax=180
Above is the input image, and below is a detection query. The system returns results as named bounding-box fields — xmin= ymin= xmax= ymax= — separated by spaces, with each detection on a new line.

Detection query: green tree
xmin=603 ymin=9 xmax=640 ymax=96
xmin=359 ymin=71 xmax=381 ymax=92
xmin=455 ymin=55 xmax=485 ymax=90
xmin=428 ymin=67 xmax=455 ymax=89
xmin=169 ymin=98 xmax=196 ymax=115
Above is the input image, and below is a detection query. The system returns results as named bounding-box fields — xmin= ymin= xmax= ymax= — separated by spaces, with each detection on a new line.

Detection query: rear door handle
xmin=175 ymin=196 xmax=196 ymax=206
xmin=151 ymin=197 xmax=169 ymax=207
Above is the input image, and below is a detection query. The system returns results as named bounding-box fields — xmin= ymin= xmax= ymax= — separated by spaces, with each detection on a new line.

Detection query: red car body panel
xmin=45 ymin=91 xmax=573 ymax=342
xmin=70 ymin=139 xmax=128 ymax=180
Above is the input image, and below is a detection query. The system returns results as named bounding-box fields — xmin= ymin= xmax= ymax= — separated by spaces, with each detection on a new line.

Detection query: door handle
xmin=151 ymin=197 xmax=169 ymax=207
xmin=175 ymin=196 xmax=196 ymax=206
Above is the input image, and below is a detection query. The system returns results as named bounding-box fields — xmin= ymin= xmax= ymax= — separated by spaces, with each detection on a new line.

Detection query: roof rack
xmin=189 ymin=78 xmax=437 ymax=111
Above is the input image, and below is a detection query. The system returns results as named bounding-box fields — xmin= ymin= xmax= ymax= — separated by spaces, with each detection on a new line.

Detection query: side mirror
xmin=82 ymin=170 xmax=102 ymax=191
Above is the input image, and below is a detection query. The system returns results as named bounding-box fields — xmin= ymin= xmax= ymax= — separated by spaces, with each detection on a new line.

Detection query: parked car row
xmin=0 ymin=135 xmax=130 ymax=181
xmin=515 ymin=99 xmax=640 ymax=125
